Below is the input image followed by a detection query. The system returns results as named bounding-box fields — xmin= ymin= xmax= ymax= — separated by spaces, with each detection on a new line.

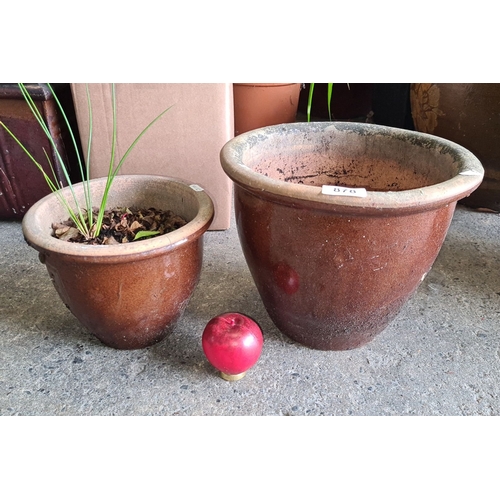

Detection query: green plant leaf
xmin=133 ymin=230 xmax=161 ymax=241
xmin=307 ymin=83 xmax=315 ymax=122
xmin=327 ymin=83 xmax=334 ymax=121
xmin=307 ymin=83 xmax=345 ymax=122
xmin=94 ymin=84 xmax=173 ymax=239
xmin=3 ymin=83 xmax=172 ymax=243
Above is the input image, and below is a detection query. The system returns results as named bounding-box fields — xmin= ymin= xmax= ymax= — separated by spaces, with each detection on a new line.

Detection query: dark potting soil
xmin=51 ymin=207 xmax=187 ymax=245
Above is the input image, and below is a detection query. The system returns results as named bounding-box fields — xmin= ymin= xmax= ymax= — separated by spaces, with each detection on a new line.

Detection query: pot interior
xmin=22 ymin=175 xmax=214 ymax=258
xmin=243 ymin=125 xmax=460 ymax=192
xmin=41 ymin=176 xmax=203 ymax=226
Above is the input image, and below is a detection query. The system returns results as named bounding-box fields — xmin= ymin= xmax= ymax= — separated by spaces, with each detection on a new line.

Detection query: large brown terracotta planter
xmin=22 ymin=175 xmax=214 ymax=350
xmin=410 ymin=83 xmax=500 ymax=211
xmin=233 ymin=83 xmax=301 ymax=136
xmin=220 ymin=122 xmax=484 ymax=350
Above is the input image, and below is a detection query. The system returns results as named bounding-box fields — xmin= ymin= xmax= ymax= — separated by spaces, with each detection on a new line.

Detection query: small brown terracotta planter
xmin=220 ymin=122 xmax=484 ymax=350
xmin=22 ymin=175 xmax=214 ymax=350
xmin=233 ymin=83 xmax=301 ymax=136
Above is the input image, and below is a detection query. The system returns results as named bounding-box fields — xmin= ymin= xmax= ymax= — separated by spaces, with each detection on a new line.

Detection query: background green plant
xmin=307 ymin=83 xmax=334 ymax=122
xmin=306 ymin=83 xmax=350 ymax=122
xmin=0 ymin=83 xmax=171 ymax=240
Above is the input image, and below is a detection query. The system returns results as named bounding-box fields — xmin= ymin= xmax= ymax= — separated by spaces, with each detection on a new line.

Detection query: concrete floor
xmin=1 ymin=202 xmax=499 ymax=416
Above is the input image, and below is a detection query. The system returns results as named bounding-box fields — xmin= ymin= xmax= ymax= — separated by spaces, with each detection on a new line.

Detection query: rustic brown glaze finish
xmin=235 ymin=186 xmax=456 ymax=350
xmin=22 ymin=175 xmax=214 ymax=349
xmin=410 ymin=83 xmax=500 ymax=211
xmin=221 ymin=122 xmax=484 ymax=350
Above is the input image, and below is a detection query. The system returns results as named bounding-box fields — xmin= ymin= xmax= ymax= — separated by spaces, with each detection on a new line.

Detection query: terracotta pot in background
xmin=233 ymin=83 xmax=301 ymax=136
xmin=22 ymin=175 xmax=214 ymax=350
xmin=221 ymin=122 xmax=483 ymax=351
xmin=410 ymin=83 xmax=500 ymax=211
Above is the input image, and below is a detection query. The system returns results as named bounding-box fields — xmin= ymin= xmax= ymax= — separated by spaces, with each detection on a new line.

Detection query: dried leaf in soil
xmin=52 ymin=207 xmax=187 ymax=245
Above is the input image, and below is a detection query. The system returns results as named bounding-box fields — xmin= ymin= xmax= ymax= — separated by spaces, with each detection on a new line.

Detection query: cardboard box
xmin=70 ymin=83 xmax=234 ymax=230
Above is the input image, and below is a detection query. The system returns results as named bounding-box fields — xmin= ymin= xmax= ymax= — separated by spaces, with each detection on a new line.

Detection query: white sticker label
xmin=322 ymin=185 xmax=367 ymax=197
xmin=190 ymin=184 xmax=204 ymax=191
xmin=459 ymin=170 xmax=482 ymax=176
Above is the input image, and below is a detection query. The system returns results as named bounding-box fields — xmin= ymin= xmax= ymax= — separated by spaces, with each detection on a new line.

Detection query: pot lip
xmin=22 ymin=175 xmax=214 ymax=258
xmin=220 ymin=122 xmax=485 ymax=213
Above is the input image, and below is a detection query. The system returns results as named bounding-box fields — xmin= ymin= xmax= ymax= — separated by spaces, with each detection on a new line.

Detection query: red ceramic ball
xmin=202 ymin=312 xmax=263 ymax=380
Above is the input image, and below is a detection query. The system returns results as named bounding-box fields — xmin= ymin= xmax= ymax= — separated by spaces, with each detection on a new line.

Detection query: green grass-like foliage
xmin=306 ymin=83 xmax=351 ymax=122
xmin=307 ymin=83 xmax=334 ymax=122
xmin=0 ymin=83 xmax=172 ymax=240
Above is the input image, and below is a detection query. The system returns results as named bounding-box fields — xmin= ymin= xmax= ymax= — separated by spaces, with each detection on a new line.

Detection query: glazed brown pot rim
xmin=22 ymin=175 xmax=214 ymax=259
xmin=220 ymin=122 xmax=484 ymax=213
